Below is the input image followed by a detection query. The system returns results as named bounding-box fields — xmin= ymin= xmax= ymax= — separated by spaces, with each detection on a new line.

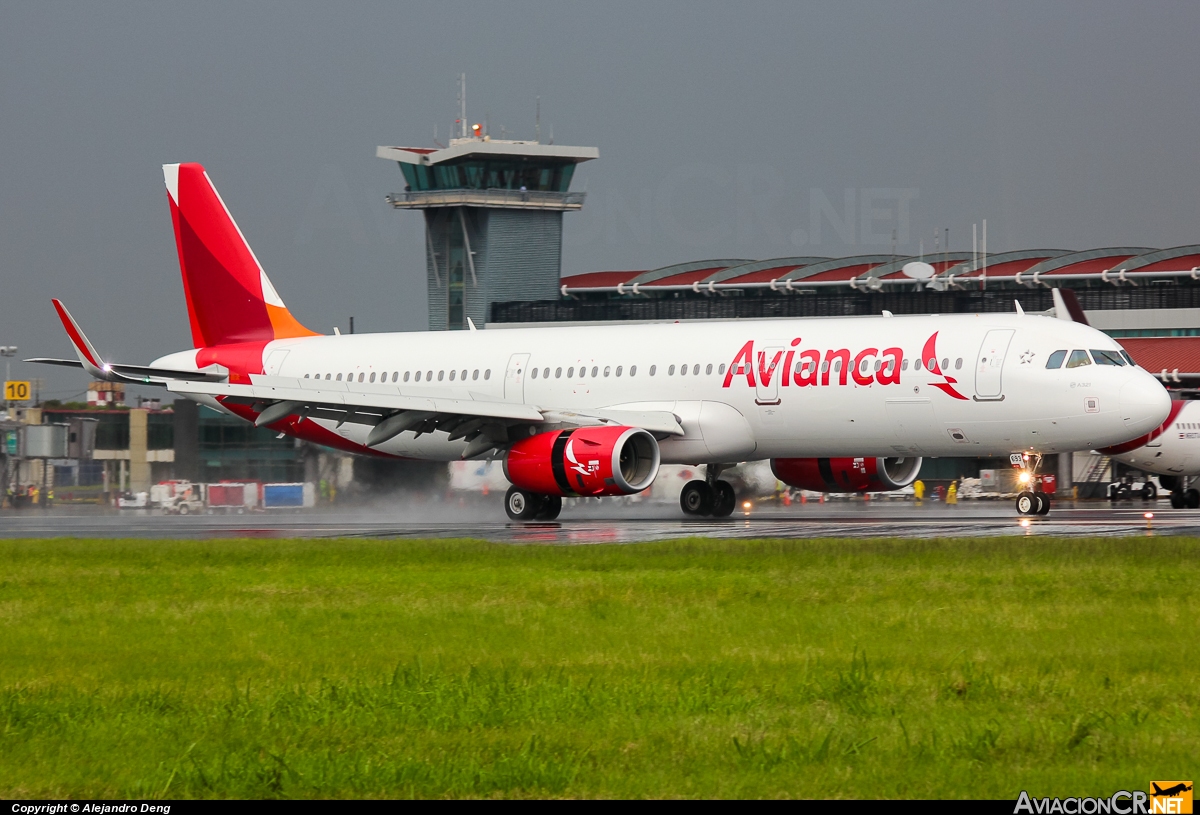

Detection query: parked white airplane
xmin=1101 ymin=399 xmax=1200 ymax=507
xmin=31 ymin=163 xmax=1171 ymax=519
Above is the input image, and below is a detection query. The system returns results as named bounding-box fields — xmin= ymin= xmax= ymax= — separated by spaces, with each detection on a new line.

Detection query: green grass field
xmin=0 ymin=535 xmax=1196 ymax=799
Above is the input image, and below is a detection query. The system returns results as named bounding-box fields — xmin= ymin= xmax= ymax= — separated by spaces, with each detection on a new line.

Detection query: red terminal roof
xmin=721 ymin=265 xmax=814 ymax=284
xmin=559 ymin=271 xmax=644 ymax=288
xmin=1023 ymin=248 xmax=1154 ymax=277
xmin=1118 ymin=338 xmax=1200 ymax=374
xmin=644 ymin=267 xmax=734 ymax=287
xmin=1121 ymin=245 xmax=1200 ymax=273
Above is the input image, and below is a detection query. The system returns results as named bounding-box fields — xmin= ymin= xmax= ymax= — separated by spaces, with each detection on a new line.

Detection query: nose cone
xmin=1120 ymin=377 xmax=1171 ymax=435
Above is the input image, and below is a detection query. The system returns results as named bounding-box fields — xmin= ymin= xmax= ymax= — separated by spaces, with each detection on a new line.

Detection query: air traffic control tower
xmin=377 ymin=132 xmax=597 ymax=331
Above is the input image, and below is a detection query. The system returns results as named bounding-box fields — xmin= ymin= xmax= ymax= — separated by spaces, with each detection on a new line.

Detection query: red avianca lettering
xmin=722 ymin=334 xmax=956 ymax=394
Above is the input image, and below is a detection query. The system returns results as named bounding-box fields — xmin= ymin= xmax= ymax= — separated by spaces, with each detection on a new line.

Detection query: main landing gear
xmin=1160 ymin=476 xmax=1200 ymax=509
xmin=681 ymin=464 xmax=737 ymax=518
xmin=504 ymin=487 xmax=562 ymax=521
xmin=1014 ymin=453 xmax=1051 ymax=517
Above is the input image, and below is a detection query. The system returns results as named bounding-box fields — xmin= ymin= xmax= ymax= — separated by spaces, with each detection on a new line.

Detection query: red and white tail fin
xmin=164 ymin=163 xmax=317 ymax=348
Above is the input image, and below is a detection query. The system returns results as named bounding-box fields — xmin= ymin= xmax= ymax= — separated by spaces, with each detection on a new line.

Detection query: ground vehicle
xmin=32 ymin=163 xmax=1171 ymax=520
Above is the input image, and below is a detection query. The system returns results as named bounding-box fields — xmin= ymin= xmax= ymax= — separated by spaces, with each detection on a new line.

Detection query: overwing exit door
xmin=974 ymin=329 xmax=1015 ymax=400
xmin=505 ymin=353 xmax=530 ymax=402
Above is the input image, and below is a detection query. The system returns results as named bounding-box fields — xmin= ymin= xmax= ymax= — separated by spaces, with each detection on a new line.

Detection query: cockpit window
xmin=1120 ymin=350 xmax=1137 ymax=367
xmin=1066 ymin=350 xmax=1092 ymax=368
xmin=1046 ymin=350 xmax=1067 ymax=369
xmin=1091 ymin=349 xmax=1126 ymax=366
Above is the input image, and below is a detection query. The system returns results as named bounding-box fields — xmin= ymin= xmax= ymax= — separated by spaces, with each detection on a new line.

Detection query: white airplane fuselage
xmin=154 ymin=312 xmax=1169 ymax=464
xmin=1106 ymin=398 xmax=1200 ymax=476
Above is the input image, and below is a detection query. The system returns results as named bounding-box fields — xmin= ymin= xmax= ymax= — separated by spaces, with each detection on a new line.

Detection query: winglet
xmin=467 ymin=317 xmax=478 ymax=332
xmin=51 ymin=299 xmax=108 ymax=378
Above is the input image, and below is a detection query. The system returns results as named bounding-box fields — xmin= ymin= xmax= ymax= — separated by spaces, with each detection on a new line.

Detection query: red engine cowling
xmin=771 ymin=456 xmax=923 ymax=493
xmin=505 ymin=426 xmax=660 ymax=497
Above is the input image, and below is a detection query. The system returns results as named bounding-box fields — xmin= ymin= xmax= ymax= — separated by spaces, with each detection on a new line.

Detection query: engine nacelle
xmin=505 ymin=426 xmax=660 ymax=497
xmin=771 ymin=456 xmax=923 ymax=493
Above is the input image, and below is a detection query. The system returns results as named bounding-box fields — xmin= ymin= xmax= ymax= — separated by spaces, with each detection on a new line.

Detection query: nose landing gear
xmin=1014 ymin=453 xmax=1052 ymax=516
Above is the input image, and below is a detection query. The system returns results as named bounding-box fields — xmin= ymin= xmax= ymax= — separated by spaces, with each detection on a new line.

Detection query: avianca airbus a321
xmin=31 ymin=163 xmax=1171 ymax=519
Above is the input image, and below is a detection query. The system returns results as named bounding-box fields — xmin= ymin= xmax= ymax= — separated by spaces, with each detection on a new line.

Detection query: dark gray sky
xmin=3 ymin=1 xmax=1199 ymax=399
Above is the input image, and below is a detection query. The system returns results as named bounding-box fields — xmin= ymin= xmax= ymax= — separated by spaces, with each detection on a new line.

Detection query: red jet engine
xmin=771 ymin=456 xmax=923 ymax=493
xmin=505 ymin=426 xmax=660 ymax=497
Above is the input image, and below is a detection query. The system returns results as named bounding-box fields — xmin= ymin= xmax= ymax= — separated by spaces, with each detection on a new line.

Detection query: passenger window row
xmin=300 ymin=356 xmax=970 ymax=384
xmin=1046 ymin=349 xmax=1135 ymax=369
xmin=304 ymin=369 xmax=493 ymax=383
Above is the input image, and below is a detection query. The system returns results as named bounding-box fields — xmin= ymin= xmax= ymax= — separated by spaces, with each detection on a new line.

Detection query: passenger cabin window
xmin=404 ymin=371 xmax=411 ymax=381
xmin=901 ymin=359 xmax=909 ymax=371
xmin=616 ymin=366 xmax=623 ymax=376
xmin=1066 ymin=350 xmax=1092 ymax=368
xmin=530 ymin=368 xmax=538 ymax=379
xmin=955 ymin=358 xmax=963 ymax=369
xmin=630 ymin=365 xmax=637 ymax=376
xmin=1091 ymin=350 xmax=1126 ymax=366
xmin=1046 ymin=350 xmax=1067 ymax=369
xmin=555 ymin=367 xmax=562 ymax=378
xmin=706 ymin=364 xmax=713 ymax=375
xmin=650 ymin=365 xmax=657 ymax=376
xmin=369 ymin=373 xmax=376 ymax=383
xmin=485 ymin=369 xmax=491 ymax=379
xmin=668 ymin=365 xmax=676 ymax=375
xmin=336 ymin=373 xmax=343 ymax=381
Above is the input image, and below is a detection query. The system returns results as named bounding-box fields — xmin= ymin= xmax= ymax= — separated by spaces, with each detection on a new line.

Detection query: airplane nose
xmin=1120 ymin=377 xmax=1171 ymax=434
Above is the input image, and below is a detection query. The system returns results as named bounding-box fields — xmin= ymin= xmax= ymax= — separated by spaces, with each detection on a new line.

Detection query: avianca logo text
xmin=721 ymin=332 xmax=968 ymax=400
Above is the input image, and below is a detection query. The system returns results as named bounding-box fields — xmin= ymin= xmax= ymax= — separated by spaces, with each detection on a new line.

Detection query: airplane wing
xmin=31 ymin=299 xmax=229 ymax=385
xmin=25 ymin=357 xmax=229 ymax=384
xmin=171 ymin=375 xmax=684 ymax=458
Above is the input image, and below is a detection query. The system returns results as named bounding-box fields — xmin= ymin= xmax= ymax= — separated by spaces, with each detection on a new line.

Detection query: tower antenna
xmin=536 ymin=96 xmax=541 ymax=143
xmin=457 ymin=73 xmax=467 ymax=139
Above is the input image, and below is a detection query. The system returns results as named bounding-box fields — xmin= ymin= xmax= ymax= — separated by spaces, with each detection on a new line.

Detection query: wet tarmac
xmin=0 ymin=499 xmax=1194 ymax=542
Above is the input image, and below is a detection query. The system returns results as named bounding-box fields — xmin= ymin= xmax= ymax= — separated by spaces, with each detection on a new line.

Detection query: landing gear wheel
xmin=1141 ymin=482 xmax=1157 ymax=501
xmin=1035 ymin=492 xmax=1050 ymax=515
xmin=1171 ymin=491 xmax=1186 ymax=509
xmin=1016 ymin=491 xmax=1037 ymax=516
xmin=680 ymin=480 xmax=714 ymax=516
xmin=1186 ymin=489 xmax=1200 ymax=509
xmin=711 ymin=481 xmax=736 ymax=518
xmin=535 ymin=495 xmax=562 ymax=521
xmin=505 ymin=486 xmax=542 ymax=521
